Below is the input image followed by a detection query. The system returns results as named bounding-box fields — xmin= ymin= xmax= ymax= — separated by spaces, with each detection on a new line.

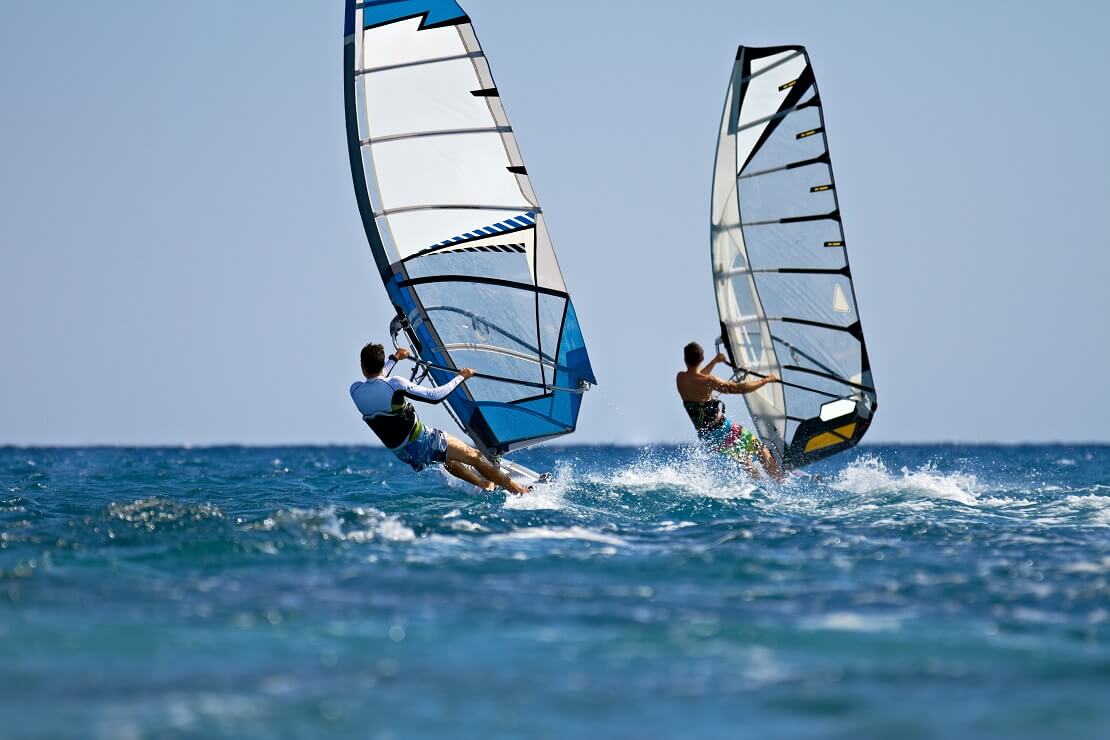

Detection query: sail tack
xmin=711 ymin=45 xmax=877 ymax=469
xmin=344 ymin=0 xmax=595 ymax=455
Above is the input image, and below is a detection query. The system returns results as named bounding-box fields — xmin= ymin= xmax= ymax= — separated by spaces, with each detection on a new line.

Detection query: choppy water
xmin=1 ymin=445 xmax=1108 ymax=739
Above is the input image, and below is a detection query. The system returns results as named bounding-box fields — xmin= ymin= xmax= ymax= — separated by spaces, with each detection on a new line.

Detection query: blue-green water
xmin=1 ymin=445 xmax=1108 ymax=739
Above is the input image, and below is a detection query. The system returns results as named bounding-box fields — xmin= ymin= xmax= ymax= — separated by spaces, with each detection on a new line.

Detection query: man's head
xmin=684 ymin=341 xmax=704 ymax=368
xmin=361 ymin=343 xmax=386 ymax=378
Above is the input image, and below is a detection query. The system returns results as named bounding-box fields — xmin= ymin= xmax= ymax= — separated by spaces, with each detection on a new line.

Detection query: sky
xmin=1 ymin=1 xmax=1108 ymax=446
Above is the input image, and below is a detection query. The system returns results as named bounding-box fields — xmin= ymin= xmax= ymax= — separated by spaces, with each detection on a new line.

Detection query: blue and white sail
xmin=711 ymin=45 xmax=877 ymax=469
xmin=344 ymin=0 xmax=596 ymax=456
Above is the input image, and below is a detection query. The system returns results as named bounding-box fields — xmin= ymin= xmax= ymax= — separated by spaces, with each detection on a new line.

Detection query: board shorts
xmin=391 ymin=425 xmax=448 ymax=472
xmin=700 ymin=418 xmax=761 ymax=460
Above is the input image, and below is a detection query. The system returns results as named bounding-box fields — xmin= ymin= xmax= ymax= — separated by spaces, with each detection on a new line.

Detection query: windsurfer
xmin=676 ymin=342 xmax=784 ymax=480
xmin=351 ymin=344 xmax=530 ymax=494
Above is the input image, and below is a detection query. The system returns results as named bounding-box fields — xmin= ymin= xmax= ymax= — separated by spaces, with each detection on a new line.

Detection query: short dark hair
xmin=684 ymin=342 xmax=703 ymax=367
xmin=361 ymin=343 xmax=386 ymax=375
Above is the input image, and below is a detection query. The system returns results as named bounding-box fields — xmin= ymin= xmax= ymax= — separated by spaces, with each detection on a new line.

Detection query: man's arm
xmin=392 ymin=367 xmax=475 ymax=404
xmin=700 ymin=352 xmax=728 ymax=375
xmin=381 ymin=347 xmax=413 ymax=377
xmin=708 ymin=372 xmax=780 ymax=395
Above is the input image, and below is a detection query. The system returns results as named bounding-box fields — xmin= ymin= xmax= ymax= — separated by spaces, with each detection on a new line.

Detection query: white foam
xmin=264 ymin=505 xmax=416 ymax=543
xmin=488 ymin=526 xmax=626 ymax=547
xmin=1061 ymin=494 xmax=1110 ymax=511
xmin=802 ymin=611 xmax=903 ymax=633
xmin=503 ymin=465 xmax=572 ymax=510
xmin=591 ymin=448 xmax=760 ymax=500
xmin=831 ymin=456 xmax=982 ymax=505
xmin=447 ymin=519 xmax=486 ymax=532
xmin=1057 ymin=494 xmax=1110 ymax=526
xmin=656 ymin=520 xmax=697 ymax=532
xmin=1056 ymin=559 xmax=1110 ymax=576
xmin=741 ymin=647 xmax=794 ymax=685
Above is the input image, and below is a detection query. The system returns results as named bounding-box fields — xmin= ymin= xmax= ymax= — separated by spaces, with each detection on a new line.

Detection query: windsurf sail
xmin=711 ymin=45 xmax=877 ymax=469
xmin=344 ymin=0 xmax=596 ymax=458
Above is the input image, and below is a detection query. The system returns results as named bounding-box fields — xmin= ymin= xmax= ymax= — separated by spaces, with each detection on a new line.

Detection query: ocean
xmin=1 ymin=444 xmax=1108 ymax=739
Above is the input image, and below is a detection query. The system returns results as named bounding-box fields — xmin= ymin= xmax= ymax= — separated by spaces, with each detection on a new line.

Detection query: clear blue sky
xmin=2 ymin=1 xmax=1107 ymax=446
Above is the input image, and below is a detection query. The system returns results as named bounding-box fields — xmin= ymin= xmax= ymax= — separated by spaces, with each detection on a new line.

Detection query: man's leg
xmin=740 ymin=457 xmax=762 ymax=479
xmin=759 ymin=445 xmax=785 ymax=481
xmin=718 ymin=423 xmax=762 ymax=478
xmin=445 ymin=436 xmax=529 ymax=494
xmin=444 ymin=459 xmax=495 ymax=491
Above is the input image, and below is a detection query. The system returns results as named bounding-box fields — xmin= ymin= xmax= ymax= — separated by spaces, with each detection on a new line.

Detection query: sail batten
xmin=345 ymin=0 xmax=595 ymax=456
xmin=711 ymin=45 xmax=877 ymax=470
xmin=355 ymin=50 xmax=483 ymax=76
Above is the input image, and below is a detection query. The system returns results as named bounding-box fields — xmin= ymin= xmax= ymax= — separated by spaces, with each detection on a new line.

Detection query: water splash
xmin=488 ymin=526 xmax=626 ymax=547
xmin=588 ymin=447 xmax=760 ymax=500
xmin=248 ymin=505 xmax=415 ymax=544
xmin=830 ymin=455 xmax=983 ymax=505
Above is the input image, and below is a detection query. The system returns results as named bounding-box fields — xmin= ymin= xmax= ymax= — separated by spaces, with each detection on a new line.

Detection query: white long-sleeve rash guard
xmin=350 ymin=357 xmax=465 ymax=449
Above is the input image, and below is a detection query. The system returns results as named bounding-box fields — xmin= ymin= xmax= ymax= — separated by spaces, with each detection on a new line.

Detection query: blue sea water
xmin=1 ymin=444 xmax=1108 ymax=740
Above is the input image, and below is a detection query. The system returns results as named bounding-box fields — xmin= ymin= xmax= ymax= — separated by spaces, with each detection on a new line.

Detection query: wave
xmin=107 ymin=497 xmax=225 ymax=527
xmin=829 ymin=455 xmax=984 ymax=505
xmin=487 ymin=526 xmax=626 ymax=547
xmin=246 ymin=505 xmax=415 ymax=544
xmin=800 ymin=611 xmax=905 ymax=633
xmin=585 ymin=447 xmax=760 ymax=500
xmin=433 ymin=463 xmax=571 ymax=511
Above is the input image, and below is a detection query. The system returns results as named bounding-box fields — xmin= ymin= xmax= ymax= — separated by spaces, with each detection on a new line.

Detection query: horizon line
xmin=2 ymin=441 xmax=1109 ymax=450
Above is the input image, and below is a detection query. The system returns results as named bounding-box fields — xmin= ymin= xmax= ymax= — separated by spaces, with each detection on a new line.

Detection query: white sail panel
xmin=361 ymin=15 xmax=465 ymax=69
xmin=370 ymin=134 xmax=531 ymax=217
xmin=356 ymin=17 xmax=535 ymax=261
xmin=363 ymin=60 xmax=502 ymax=136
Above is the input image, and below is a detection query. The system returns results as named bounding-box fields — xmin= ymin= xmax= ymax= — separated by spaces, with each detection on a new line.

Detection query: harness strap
xmin=683 ymin=400 xmax=725 ymax=434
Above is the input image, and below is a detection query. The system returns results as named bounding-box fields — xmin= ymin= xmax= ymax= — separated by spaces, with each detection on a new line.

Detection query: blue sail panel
xmin=360 ymin=0 xmax=467 ymax=30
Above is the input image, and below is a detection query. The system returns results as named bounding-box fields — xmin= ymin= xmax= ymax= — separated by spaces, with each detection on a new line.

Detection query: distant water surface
xmin=1 ymin=445 xmax=1108 ymax=739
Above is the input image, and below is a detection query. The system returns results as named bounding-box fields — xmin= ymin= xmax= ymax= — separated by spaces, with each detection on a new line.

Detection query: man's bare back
xmin=676 ymin=351 xmax=777 ymax=402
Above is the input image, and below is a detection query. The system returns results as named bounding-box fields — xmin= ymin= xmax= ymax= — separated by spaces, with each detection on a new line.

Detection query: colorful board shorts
xmin=700 ymin=418 xmax=761 ymax=461
xmin=391 ymin=425 xmax=448 ymax=472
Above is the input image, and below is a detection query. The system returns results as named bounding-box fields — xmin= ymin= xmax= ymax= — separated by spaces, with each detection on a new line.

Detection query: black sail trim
xmin=401 ymin=223 xmax=535 ymax=262
xmin=741 ymin=210 xmax=840 ymax=227
xmin=774 ymin=267 xmax=850 ymax=276
xmin=737 ymin=63 xmax=817 ymax=173
xmin=779 ymin=316 xmax=863 ymax=342
xmin=398 ymin=274 xmax=569 ymax=299
xmin=781 ymin=209 xmax=841 ymax=224
xmin=782 ymin=364 xmax=875 ymax=393
xmin=739 ymin=151 xmax=830 ymax=180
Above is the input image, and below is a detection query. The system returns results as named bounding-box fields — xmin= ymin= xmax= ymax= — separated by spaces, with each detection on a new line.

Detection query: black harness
xmin=683 ymin=400 xmax=725 ymax=435
xmin=362 ymin=383 xmax=420 ymax=449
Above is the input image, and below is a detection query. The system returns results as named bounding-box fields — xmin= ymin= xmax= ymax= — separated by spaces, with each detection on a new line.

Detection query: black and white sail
xmin=711 ymin=45 xmax=877 ymax=469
